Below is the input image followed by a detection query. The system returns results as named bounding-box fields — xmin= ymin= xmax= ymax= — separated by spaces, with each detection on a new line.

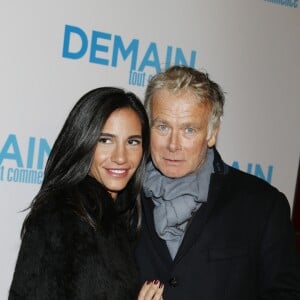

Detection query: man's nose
xmin=167 ymin=130 xmax=181 ymax=152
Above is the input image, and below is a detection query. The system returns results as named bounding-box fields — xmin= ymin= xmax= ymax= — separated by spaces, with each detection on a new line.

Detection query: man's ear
xmin=207 ymin=127 xmax=219 ymax=148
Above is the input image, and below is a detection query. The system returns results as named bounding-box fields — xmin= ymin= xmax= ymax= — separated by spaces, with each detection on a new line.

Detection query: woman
xmin=9 ymin=87 xmax=164 ymax=299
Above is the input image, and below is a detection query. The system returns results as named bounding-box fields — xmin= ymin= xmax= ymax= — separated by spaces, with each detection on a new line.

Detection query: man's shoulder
xmin=226 ymin=164 xmax=277 ymax=191
xmin=221 ymin=164 xmax=289 ymax=209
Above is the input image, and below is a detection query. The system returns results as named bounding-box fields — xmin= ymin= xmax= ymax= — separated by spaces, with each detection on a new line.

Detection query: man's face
xmin=150 ymin=88 xmax=218 ymax=178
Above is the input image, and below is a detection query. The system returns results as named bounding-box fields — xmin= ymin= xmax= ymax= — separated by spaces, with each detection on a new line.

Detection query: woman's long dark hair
xmin=21 ymin=87 xmax=150 ymax=236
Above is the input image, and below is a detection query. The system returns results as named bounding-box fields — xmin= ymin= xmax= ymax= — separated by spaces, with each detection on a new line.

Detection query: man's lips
xmin=164 ymin=158 xmax=184 ymax=163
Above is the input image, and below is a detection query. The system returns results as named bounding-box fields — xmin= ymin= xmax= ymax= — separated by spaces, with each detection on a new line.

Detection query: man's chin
xmin=160 ymin=168 xmax=188 ymax=179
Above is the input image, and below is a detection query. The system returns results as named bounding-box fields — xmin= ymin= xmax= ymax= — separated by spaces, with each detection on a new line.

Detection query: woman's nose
xmin=111 ymin=143 xmax=127 ymax=164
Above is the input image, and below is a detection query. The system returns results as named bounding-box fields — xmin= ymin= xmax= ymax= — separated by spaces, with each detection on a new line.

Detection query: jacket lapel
xmin=173 ymin=150 xmax=229 ymax=263
xmin=141 ymin=192 xmax=174 ymax=268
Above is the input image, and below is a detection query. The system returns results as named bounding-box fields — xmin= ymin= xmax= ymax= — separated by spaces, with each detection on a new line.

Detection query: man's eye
xmin=185 ymin=127 xmax=195 ymax=134
xmin=158 ymin=124 xmax=168 ymax=131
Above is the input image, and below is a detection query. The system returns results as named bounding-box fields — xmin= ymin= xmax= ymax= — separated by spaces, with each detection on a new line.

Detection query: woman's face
xmin=89 ymin=108 xmax=143 ymax=200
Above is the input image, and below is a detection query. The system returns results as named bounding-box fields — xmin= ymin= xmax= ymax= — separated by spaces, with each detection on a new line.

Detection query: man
xmin=135 ymin=65 xmax=300 ymax=299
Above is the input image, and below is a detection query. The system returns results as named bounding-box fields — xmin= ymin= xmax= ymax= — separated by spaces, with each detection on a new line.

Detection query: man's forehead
xmin=152 ymin=89 xmax=210 ymax=109
xmin=151 ymin=98 xmax=210 ymax=117
xmin=151 ymin=110 xmax=209 ymax=128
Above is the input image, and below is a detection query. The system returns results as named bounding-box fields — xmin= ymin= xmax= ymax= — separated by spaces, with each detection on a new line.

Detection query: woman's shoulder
xmin=25 ymin=195 xmax=87 ymax=238
xmin=22 ymin=198 xmax=99 ymax=260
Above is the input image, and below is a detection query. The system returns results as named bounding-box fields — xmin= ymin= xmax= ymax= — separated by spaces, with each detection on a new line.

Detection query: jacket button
xmin=169 ymin=277 xmax=178 ymax=287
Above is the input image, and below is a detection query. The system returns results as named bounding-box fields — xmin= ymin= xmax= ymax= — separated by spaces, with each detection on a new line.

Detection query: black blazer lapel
xmin=174 ymin=173 xmax=228 ymax=263
xmin=141 ymin=192 xmax=173 ymax=268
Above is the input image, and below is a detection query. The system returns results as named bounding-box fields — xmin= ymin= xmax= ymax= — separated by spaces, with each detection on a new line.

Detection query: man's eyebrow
xmin=181 ymin=122 xmax=197 ymax=127
xmin=151 ymin=117 xmax=168 ymax=124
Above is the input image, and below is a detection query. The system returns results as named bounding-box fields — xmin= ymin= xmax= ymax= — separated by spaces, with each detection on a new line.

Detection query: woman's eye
xmin=128 ymin=139 xmax=141 ymax=145
xmin=98 ymin=137 xmax=111 ymax=144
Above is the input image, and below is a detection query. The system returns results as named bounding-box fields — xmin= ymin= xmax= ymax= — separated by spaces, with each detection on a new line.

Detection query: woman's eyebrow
xmin=99 ymin=133 xmax=115 ymax=137
xmin=128 ymin=135 xmax=142 ymax=139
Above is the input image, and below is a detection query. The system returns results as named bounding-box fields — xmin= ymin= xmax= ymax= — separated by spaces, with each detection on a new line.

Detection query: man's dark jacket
xmin=135 ymin=148 xmax=300 ymax=300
